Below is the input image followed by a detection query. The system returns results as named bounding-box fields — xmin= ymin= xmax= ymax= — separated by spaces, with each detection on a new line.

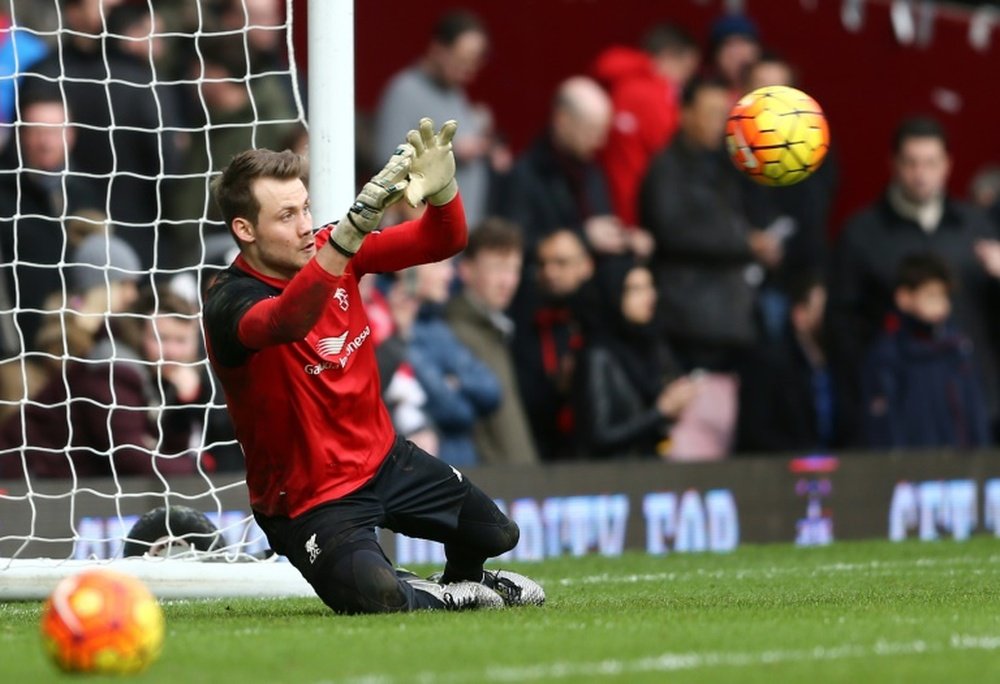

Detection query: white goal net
xmin=0 ymin=0 xmax=315 ymax=594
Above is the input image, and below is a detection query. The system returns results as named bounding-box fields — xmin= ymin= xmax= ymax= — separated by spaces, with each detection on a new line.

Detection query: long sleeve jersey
xmin=203 ymin=197 xmax=467 ymax=517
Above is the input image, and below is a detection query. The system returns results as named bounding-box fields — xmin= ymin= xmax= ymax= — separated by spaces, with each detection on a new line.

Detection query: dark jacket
xmin=861 ymin=313 xmax=990 ymax=450
xmin=26 ymin=43 xmax=174 ymax=268
xmin=511 ymin=286 xmax=591 ymax=461
xmin=736 ymin=327 xmax=846 ymax=453
xmin=577 ymin=344 xmax=675 ymax=458
xmin=575 ymin=264 xmax=683 ymax=458
xmin=639 ymin=133 xmax=757 ymax=351
xmin=741 ymin=146 xmax=839 ymax=291
xmin=0 ymin=169 xmax=103 ymax=356
xmin=829 ymin=195 xmax=1000 ymax=422
xmin=500 ymin=131 xmax=614 ymax=251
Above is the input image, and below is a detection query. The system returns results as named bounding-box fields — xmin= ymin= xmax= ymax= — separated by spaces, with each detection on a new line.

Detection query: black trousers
xmin=254 ymin=436 xmax=519 ymax=614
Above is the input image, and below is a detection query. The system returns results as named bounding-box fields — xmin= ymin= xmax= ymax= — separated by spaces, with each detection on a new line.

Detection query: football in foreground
xmin=40 ymin=568 xmax=164 ymax=674
xmin=726 ymin=85 xmax=830 ymax=186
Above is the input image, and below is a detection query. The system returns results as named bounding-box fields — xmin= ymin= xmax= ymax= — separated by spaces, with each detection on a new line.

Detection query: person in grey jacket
xmin=373 ymin=10 xmax=501 ymax=228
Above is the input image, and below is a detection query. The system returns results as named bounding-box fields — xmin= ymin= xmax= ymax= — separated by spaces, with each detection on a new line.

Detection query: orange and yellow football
xmin=40 ymin=568 xmax=164 ymax=674
xmin=726 ymin=85 xmax=830 ymax=186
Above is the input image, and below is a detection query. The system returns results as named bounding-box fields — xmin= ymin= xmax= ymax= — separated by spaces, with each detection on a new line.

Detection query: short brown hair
xmin=465 ymin=217 xmax=523 ymax=260
xmin=211 ymin=148 xmax=307 ymax=240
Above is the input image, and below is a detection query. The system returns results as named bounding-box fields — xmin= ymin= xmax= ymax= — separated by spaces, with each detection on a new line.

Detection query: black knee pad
xmin=313 ymin=542 xmax=409 ymax=615
xmin=475 ymin=517 xmax=520 ymax=558
xmin=498 ymin=518 xmax=520 ymax=555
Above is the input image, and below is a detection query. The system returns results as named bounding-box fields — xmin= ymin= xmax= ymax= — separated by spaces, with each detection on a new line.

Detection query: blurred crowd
xmin=3 ymin=2 xmax=1000 ymax=479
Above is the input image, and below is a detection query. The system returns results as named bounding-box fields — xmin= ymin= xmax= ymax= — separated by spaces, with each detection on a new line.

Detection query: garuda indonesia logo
xmin=316 ymin=332 xmax=348 ymax=358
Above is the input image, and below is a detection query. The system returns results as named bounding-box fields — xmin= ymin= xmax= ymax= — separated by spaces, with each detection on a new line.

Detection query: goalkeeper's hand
xmin=330 ymin=144 xmax=412 ymax=256
xmin=404 ymin=117 xmax=458 ymax=207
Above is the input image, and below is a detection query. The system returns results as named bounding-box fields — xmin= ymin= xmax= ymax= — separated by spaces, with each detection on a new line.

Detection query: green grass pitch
xmin=2 ymin=538 xmax=999 ymax=683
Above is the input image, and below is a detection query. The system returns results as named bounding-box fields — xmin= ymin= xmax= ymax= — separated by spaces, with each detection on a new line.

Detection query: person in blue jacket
xmin=404 ymin=258 xmax=501 ymax=466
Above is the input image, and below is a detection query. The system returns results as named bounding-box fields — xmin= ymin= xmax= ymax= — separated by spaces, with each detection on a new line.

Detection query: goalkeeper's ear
xmin=230 ymin=217 xmax=256 ymax=247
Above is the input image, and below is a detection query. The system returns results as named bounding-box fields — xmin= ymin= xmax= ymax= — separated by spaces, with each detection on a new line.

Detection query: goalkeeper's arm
xmin=232 ymin=146 xmax=413 ymax=349
xmin=233 ymin=118 xmax=459 ymax=349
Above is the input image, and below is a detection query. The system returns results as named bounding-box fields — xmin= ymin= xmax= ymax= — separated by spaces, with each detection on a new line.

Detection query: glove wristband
xmin=329 ymin=213 xmax=369 ymax=256
xmin=426 ymin=178 xmax=458 ymax=206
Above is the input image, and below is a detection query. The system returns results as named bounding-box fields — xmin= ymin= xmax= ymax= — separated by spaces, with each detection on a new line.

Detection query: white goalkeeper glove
xmin=404 ymin=117 xmax=458 ymax=207
xmin=330 ymin=144 xmax=413 ymax=256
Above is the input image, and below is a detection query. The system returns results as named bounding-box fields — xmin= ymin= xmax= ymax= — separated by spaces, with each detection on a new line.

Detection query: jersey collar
xmin=234 ymin=254 xmax=291 ymax=291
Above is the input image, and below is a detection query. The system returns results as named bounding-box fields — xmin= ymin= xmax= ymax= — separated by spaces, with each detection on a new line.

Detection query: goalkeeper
xmin=203 ymin=118 xmax=543 ymax=613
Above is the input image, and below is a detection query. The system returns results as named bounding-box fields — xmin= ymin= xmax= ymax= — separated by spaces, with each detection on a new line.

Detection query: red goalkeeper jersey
xmin=203 ymin=197 xmax=468 ymax=517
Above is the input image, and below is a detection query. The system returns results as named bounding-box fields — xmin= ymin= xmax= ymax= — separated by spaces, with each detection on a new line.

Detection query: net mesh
xmin=0 ymin=0 xmax=305 ymax=564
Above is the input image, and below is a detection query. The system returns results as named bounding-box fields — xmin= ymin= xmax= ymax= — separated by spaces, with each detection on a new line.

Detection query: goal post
xmin=307 ymin=0 xmax=355 ymax=224
xmin=0 ymin=0 xmax=356 ymax=598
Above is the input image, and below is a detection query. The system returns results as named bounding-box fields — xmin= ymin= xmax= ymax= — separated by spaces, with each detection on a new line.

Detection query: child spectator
xmin=862 ymin=253 xmax=990 ymax=449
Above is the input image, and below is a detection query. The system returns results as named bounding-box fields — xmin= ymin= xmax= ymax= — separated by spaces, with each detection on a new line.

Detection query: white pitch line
xmin=334 ymin=633 xmax=1000 ymax=684
xmin=536 ymin=554 xmax=1000 ymax=587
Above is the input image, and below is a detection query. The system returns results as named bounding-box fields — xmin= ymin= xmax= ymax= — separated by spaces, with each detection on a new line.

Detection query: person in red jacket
xmin=591 ymin=23 xmax=700 ymax=227
xmin=202 ymin=118 xmax=544 ymax=614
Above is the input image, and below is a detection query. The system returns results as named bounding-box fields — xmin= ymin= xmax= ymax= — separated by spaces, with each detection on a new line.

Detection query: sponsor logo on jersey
xmin=333 ymin=287 xmax=349 ymax=311
xmin=304 ymin=325 xmax=371 ymax=375
xmin=316 ymin=332 xmax=348 ymax=358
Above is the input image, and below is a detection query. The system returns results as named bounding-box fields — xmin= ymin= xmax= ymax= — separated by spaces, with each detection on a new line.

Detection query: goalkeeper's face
xmin=238 ymin=177 xmax=313 ymax=280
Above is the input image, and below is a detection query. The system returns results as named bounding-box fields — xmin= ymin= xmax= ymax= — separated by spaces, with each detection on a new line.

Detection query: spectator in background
xmin=862 ymin=254 xmax=990 ymax=450
xmin=106 ymin=4 xmax=185 ymax=147
xmin=169 ymin=33 xmax=298 ymax=268
xmin=736 ymin=272 xmax=846 ymax=453
xmin=219 ymin=0 xmax=300 ymax=124
xmin=367 ymin=272 xmax=440 ymax=458
xmin=503 ymin=76 xmax=645 ymax=260
xmin=447 ymin=219 xmax=539 ymax=466
xmin=968 ymin=164 xmax=1000 ymax=231
xmin=576 ymin=263 xmax=696 ymax=459
xmin=591 ymin=23 xmax=700 ymax=227
xmin=406 ymin=258 xmax=501 ymax=467
xmin=512 ymin=229 xmax=594 ymax=461
xmin=374 ymin=9 xmax=503 ymax=228
xmin=221 ymin=0 xmax=285 ymax=72
xmin=0 ymin=285 xmax=203 ymax=480
xmin=25 ymin=0 xmax=172 ymax=270
xmin=37 ymin=233 xmax=139 ymax=359
xmin=0 ymin=230 xmax=131 ymax=424
xmin=639 ymin=76 xmax=760 ymax=371
xmin=139 ymin=289 xmax=240 ymax=471
xmin=739 ymin=53 xmax=838 ymax=340
xmin=0 ymin=9 xmax=49 ymax=150
xmin=828 ymin=117 xmax=1000 ymax=440
xmin=707 ymin=13 xmax=761 ymax=99
xmin=0 ymin=81 xmax=103 ymax=357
